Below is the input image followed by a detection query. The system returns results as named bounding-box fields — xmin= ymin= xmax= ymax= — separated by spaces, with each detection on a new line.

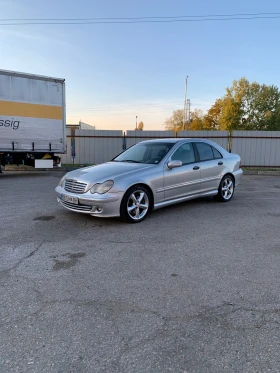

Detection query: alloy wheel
xmin=127 ymin=190 xmax=149 ymax=221
xmin=222 ymin=177 xmax=234 ymax=200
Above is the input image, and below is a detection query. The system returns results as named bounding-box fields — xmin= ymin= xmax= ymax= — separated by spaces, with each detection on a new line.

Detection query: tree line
xmin=165 ymin=78 xmax=280 ymax=132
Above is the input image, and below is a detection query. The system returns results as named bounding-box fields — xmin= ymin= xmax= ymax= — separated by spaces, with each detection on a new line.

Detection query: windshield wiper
xmin=119 ymin=160 xmax=142 ymax=163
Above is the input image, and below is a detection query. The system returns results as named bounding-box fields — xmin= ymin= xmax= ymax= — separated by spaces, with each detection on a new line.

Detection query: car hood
xmin=65 ymin=162 xmax=155 ymax=184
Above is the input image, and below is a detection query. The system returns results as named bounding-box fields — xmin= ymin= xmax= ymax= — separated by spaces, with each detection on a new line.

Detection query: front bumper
xmin=55 ymin=186 xmax=123 ymax=217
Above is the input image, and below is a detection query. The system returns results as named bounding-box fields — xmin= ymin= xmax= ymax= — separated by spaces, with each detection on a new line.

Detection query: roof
xmin=138 ymin=137 xmax=228 ymax=154
xmin=140 ymin=138 xmax=218 ymax=143
xmin=0 ymin=69 xmax=65 ymax=83
xmin=139 ymin=138 xmax=179 ymax=143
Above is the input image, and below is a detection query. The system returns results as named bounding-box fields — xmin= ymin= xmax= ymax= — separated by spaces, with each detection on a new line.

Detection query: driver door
xmin=163 ymin=142 xmax=201 ymax=201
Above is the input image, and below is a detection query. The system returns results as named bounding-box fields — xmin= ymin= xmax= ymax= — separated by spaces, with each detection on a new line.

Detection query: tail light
xmin=239 ymin=160 xmax=242 ymax=169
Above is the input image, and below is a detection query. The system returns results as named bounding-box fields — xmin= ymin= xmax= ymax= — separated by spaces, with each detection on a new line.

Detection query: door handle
xmin=193 ymin=166 xmax=200 ymax=170
xmin=218 ymin=161 xmax=224 ymax=166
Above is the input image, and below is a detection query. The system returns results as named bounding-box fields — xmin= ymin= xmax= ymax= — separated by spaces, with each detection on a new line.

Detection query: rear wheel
xmin=216 ymin=175 xmax=235 ymax=202
xmin=120 ymin=185 xmax=151 ymax=223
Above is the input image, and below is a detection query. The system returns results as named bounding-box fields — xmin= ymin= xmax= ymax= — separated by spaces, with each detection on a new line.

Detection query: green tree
xmin=190 ymin=109 xmax=204 ymax=130
xmin=165 ymin=78 xmax=280 ymax=132
xmin=208 ymin=78 xmax=280 ymax=131
xmin=164 ymin=109 xmax=184 ymax=132
xmin=135 ymin=121 xmax=144 ymax=130
xmin=202 ymin=99 xmax=222 ymax=130
xmin=264 ymin=105 xmax=280 ymax=130
xmin=164 ymin=108 xmax=206 ymax=131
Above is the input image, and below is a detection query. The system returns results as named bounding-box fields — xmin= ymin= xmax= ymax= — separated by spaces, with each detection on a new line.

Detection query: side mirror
xmin=167 ymin=160 xmax=182 ymax=169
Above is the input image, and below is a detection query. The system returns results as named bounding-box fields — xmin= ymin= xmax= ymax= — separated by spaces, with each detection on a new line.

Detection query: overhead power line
xmin=1 ymin=13 xmax=280 ymax=25
xmin=67 ymin=101 xmax=184 ymax=113
xmin=1 ymin=12 xmax=280 ymax=21
xmin=68 ymin=108 xmax=183 ymax=117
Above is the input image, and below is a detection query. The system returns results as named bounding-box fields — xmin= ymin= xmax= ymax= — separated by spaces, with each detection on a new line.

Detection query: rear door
xmin=193 ymin=142 xmax=225 ymax=193
xmin=163 ymin=142 xmax=201 ymax=201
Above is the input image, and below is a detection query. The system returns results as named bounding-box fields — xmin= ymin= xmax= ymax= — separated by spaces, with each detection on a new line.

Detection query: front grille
xmin=60 ymin=200 xmax=92 ymax=211
xmin=65 ymin=179 xmax=87 ymax=194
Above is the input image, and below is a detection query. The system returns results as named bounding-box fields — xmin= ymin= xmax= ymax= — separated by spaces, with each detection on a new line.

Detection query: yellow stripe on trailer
xmin=0 ymin=100 xmax=63 ymax=120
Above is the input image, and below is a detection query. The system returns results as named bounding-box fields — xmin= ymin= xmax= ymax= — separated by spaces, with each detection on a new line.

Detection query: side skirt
xmin=153 ymin=190 xmax=218 ymax=210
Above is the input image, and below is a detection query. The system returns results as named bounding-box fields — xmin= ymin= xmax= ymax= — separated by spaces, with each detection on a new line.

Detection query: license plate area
xmin=61 ymin=194 xmax=79 ymax=204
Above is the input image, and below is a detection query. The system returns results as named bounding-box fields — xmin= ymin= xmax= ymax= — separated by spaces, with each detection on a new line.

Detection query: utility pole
xmin=183 ymin=76 xmax=188 ymax=130
xmin=186 ymin=99 xmax=191 ymax=125
xmin=135 ymin=116 xmax=138 ymax=130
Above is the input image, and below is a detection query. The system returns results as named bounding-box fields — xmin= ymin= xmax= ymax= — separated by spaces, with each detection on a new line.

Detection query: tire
xmin=120 ymin=185 xmax=151 ymax=223
xmin=216 ymin=175 xmax=235 ymax=202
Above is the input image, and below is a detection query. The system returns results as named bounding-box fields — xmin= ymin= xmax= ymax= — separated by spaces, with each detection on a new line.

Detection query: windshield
xmin=113 ymin=142 xmax=175 ymax=164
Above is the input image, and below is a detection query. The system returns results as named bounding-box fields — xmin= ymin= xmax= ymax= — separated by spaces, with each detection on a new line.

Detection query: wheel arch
xmin=122 ymin=183 xmax=154 ymax=211
xmin=222 ymin=172 xmax=235 ymax=185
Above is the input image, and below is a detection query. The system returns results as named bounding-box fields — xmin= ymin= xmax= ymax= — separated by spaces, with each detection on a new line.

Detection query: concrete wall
xmin=66 ymin=122 xmax=96 ymax=130
xmin=79 ymin=122 xmax=96 ymax=130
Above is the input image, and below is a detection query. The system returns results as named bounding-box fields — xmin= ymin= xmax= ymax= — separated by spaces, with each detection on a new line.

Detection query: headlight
xmin=58 ymin=175 xmax=66 ymax=187
xmin=90 ymin=180 xmax=114 ymax=194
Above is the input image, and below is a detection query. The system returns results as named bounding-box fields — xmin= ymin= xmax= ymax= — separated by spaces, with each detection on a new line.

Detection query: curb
xmin=243 ymin=170 xmax=280 ymax=176
xmin=3 ymin=168 xmax=66 ymax=172
xmin=2 ymin=166 xmax=86 ymax=172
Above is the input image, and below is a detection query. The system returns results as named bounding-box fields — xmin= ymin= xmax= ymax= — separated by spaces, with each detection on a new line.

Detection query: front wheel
xmin=216 ymin=175 xmax=235 ymax=202
xmin=120 ymin=186 xmax=151 ymax=223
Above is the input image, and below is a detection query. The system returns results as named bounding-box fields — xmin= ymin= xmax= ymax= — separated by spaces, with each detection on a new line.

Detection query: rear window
xmin=212 ymin=146 xmax=223 ymax=159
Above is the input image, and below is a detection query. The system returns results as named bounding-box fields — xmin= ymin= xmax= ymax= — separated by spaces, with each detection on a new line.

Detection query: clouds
xmin=0 ymin=26 xmax=72 ymax=45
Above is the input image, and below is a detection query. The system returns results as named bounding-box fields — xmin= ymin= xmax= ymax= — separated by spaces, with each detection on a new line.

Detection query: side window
xmin=195 ymin=142 xmax=214 ymax=161
xmin=212 ymin=146 xmax=223 ymax=159
xmin=171 ymin=143 xmax=195 ymax=165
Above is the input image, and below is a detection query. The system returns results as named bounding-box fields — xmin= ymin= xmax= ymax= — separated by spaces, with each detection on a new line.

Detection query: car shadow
xmin=151 ymin=196 xmax=217 ymax=217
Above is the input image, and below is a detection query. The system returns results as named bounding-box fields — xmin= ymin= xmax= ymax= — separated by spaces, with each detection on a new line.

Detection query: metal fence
xmin=60 ymin=129 xmax=280 ymax=167
xmin=60 ymin=128 xmax=72 ymax=164
xmin=125 ymin=130 xmax=175 ymax=148
xmin=177 ymin=130 xmax=229 ymax=150
xmin=232 ymin=131 xmax=280 ymax=167
xmin=75 ymin=129 xmax=123 ymax=164
xmin=61 ymin=129 xmax=123 ymax=164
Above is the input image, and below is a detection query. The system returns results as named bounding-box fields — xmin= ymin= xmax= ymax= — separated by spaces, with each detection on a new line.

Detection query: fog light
xmin=97 ymin=207 xmax=102 ymax=212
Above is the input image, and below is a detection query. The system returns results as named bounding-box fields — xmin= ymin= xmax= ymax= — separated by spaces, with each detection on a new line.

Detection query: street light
xmin=135 ymin=116 xmax=138 ymax=130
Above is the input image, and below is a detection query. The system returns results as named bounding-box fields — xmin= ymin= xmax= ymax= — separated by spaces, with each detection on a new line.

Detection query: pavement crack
xmin=11 ymin=241 xmax=44 ymax=271
xmin=106 ymin=240 xmax=134 ymax=244
xmin=0 ymin=241 xmax=44 ymax=275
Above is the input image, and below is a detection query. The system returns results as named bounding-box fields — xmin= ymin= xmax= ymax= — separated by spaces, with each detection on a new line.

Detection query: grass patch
xmin=62 ymin=163 xmax=94 ymax=168
xmin=62 ymin=164 xmax=95 ymax=171
xmin=243 ymin=167 xmax=280 ymax=171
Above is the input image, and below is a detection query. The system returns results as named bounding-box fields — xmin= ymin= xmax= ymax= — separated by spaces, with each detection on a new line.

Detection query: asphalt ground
xmin=0 ymin=172 xmax=280 ymax=373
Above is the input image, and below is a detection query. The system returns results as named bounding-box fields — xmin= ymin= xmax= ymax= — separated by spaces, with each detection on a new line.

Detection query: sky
xmin=1 ymin=0 xmax=280 ymax=131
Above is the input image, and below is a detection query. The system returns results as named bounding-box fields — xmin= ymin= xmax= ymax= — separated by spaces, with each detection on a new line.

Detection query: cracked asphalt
xmin=0 ymin=172 xmax=280 ymax=373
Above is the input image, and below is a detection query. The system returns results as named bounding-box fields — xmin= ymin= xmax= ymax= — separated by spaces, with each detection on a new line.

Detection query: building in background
xmin=64 ymin=121 xmax=96 ymax=165
xmin=66 ymin=121 xmax=96 ymax=130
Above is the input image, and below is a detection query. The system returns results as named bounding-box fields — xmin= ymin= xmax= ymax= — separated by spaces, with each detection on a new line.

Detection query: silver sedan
xmin=55 ymin=138 xmax=243 ymax=223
